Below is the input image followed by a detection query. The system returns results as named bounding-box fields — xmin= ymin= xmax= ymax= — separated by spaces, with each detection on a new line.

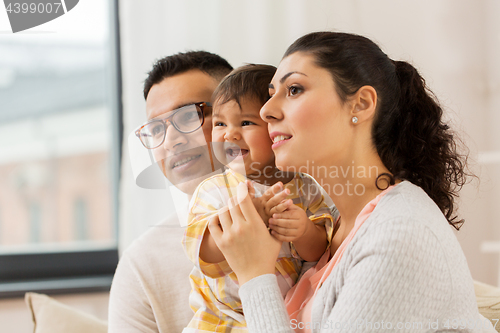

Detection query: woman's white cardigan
xmin=240 ymin=181 xmax=495 ymax=333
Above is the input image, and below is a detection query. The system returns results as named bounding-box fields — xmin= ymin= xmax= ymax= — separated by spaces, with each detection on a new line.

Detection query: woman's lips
xmin=269 ymin=132 xmax=292 ymax=149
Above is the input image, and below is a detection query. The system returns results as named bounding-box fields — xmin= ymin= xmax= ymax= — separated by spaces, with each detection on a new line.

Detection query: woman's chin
xmin=275 ymin=157 xmax=303 ymax=173
xmin=274 ymin=160 xmax=287 ymax=172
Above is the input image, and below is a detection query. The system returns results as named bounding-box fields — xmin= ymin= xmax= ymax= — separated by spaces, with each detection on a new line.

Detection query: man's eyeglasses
xmin=135 ymin=102 xmax=211 ymax=149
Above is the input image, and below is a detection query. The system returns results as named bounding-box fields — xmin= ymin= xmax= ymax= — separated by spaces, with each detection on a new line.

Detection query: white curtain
xmin=118 ymin=0 xmax=500 ymax=285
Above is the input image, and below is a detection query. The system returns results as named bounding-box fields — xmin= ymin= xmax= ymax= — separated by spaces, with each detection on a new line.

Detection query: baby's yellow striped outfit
xmin=182 ymin=168 xmax=334 ymax=332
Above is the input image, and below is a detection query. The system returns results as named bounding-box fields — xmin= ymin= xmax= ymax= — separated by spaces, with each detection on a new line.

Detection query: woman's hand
xmin=208 ymin=182 xmax=283 ymax=285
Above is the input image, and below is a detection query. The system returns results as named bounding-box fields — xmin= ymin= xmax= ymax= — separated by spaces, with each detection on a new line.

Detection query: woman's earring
xmin=351 ymin=116 xmax=358 ymax=124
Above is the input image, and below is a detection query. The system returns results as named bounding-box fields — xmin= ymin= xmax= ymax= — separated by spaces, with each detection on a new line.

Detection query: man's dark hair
xmin=143 ymin=51 xmax=233 ymax=99
xmin=213 ymin=64 xmax=276 ymax=109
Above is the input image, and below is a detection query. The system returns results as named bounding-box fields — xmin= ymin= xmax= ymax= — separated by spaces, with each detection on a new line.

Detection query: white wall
xmin=118 ymin=0 xmax=500 ymax=285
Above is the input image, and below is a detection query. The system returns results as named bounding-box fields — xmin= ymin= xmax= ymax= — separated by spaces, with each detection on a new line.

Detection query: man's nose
xmin=163 ymin=120 xmax=188 ymax=151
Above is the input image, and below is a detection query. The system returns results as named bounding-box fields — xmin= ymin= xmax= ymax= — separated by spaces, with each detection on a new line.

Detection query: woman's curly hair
xmin=285 ymin=32 xmax=471 ymax=229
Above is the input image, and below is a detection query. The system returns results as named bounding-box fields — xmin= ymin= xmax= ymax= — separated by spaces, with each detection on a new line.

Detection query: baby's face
xmin=212 ymin=98 xmax=275 ymax=180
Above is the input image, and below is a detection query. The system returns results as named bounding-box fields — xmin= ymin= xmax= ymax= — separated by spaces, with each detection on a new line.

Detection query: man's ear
xmin=351 ymin=86 xmax=377 ymax=124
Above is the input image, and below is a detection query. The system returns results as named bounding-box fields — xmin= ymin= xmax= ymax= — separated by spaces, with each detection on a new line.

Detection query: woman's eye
xmin=288 ymin=85 xmax=303 ymax=96
xmin=241 ymin=121 xmax=255 ymax=126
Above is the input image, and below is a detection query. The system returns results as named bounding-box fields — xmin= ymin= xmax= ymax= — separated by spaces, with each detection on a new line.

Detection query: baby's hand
xmin=268 ymin=203 xmax=311 ymax=242
xmin=246 ymin=181 xmax=290 ymax=226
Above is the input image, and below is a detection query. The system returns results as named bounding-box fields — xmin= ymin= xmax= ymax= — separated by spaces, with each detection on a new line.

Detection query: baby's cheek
xmin=211 ymin=129 xmax=225 ymax=142
xmin=210 ymin=130 xmax=228 ymax=164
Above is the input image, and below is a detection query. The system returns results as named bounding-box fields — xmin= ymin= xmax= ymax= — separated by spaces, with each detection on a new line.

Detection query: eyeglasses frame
xmin=135 ymin=102 xmax=212 ymax=149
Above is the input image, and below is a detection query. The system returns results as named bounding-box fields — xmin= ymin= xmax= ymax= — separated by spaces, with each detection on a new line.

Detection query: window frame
xmin=0 ymin=0 xmax=122 ymax=299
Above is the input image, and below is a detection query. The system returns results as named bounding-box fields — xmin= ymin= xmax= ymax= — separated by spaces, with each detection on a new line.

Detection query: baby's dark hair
xmin=285 ymin=31 xmax=472 ymax=229
xmin=213 ymin=64 xmax=276 ymax=109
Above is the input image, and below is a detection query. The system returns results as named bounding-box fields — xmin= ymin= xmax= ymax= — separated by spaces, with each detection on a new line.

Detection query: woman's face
xmin=261 ymin=52 xmax=354 ymax=173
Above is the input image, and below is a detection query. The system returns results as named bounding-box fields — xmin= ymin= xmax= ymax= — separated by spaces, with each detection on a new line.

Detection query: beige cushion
xmin=25 ymin=292 xmax=107 ymax=333
xmin=474 ymin=280 xmax=500 ymax=332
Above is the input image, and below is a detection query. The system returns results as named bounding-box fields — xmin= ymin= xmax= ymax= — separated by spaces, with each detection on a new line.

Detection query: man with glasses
xmin=109 ymin=51 xmax=233 ymax=333
xmin=135 ymin=101 xmax=217 ymax=194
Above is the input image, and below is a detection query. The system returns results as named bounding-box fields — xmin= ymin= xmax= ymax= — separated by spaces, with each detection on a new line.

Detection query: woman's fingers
xmin=207 ymin=214 xmax=223 ymax=241
xmin=246 ymin=180 xmax=256 ymax=199
xmin=217 ymin=206 xmax=233 ymax=231
xmin=235 ymin=183 xmax=264 ymax=223
xmin=205 ymin=183 xmax=284 ymax=285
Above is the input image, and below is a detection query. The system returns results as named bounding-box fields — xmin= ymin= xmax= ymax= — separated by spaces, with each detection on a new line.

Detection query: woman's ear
xmin=351 ymin=86 xmax=377 ymax=124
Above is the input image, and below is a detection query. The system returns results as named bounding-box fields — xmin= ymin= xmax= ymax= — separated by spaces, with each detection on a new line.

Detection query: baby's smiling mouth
xmin=225 ymin=147 xmax=249 ymax=158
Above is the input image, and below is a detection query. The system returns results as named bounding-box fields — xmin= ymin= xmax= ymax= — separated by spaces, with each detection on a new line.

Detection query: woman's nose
xmin=260 ymin=96 xmax=282 ymax=123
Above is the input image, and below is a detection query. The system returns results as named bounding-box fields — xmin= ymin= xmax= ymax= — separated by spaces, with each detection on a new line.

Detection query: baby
xmin=182 ymin=64 xmax=336 ymax=332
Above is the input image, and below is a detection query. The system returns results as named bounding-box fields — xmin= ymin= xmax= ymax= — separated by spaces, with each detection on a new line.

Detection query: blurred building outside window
xmin=0 ymin=0 xmax=117 ymax=257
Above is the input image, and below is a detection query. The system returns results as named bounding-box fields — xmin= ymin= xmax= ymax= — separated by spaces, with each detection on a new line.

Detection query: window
xmin=0 ymin=0 xmax=121 ymax=297
xmin=74 ymin=198 xmax=88 ymax=241
xmin=29 ymin=202 xmax=41 ymax=243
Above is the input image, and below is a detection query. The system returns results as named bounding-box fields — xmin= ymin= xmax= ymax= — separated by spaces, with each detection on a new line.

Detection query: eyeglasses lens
xmin=139 ymin=104 xmax=204 ymax=149
xmin=173 ymin=105 xmax=204 ymax=132
xmin=140 ymin=121 xmax=165 ymax=149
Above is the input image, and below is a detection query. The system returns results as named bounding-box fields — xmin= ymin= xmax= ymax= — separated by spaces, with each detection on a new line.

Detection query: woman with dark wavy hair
xmin=207 ymin=32 xmax=494 ymax=332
